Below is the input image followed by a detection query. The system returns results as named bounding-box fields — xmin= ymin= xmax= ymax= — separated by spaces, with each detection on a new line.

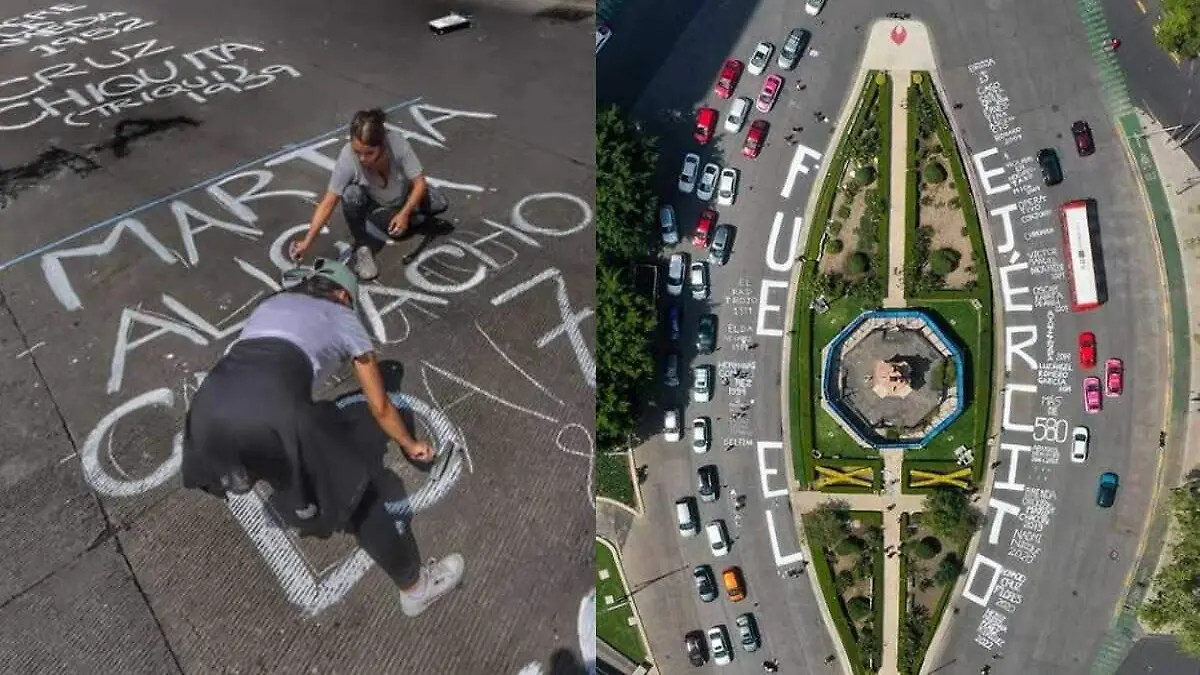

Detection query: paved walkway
xmin=884 ymin=71 xmax=912 ymax=308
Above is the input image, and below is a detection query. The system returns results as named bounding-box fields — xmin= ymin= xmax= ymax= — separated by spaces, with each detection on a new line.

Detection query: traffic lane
xmin=1116 ymin=635 xmax=1200 ymax=674
xmin=0 ymin=2 xmax=595 ymax=672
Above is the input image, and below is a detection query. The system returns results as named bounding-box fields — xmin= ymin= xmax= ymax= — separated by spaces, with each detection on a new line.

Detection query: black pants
xmin=341 ymin=183 xmax=449 ymax=250
xmin=348 ymin=484 xmax=422 ymax=587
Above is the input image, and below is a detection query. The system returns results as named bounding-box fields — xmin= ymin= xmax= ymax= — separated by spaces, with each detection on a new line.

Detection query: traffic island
xmin=595 ymin=538 xmax=650 ymax=665
xmin=896 ymin=512 xmax=969 ymax=675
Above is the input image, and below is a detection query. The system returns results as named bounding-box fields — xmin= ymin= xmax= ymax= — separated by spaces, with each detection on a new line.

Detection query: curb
xmin=596 ymin=536 xmax=657 ymax=669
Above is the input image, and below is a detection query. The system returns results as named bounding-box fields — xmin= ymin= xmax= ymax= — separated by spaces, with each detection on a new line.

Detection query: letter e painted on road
xmin=756 ymin=441 xmax=789 ymax=499
xmin=755 ymin=279 xmax=788 ymax=337
xmin=999 ymin=260 xmax=1032 ymax=312
xmin=972 ymin=147 xmax=1011 ymax=196
xmin=961 ymin=554 xmax=1005 ymax=607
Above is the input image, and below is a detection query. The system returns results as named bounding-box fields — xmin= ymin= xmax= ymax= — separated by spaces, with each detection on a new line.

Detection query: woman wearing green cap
xmin=181 ymin=257 xmax=464 ymax=617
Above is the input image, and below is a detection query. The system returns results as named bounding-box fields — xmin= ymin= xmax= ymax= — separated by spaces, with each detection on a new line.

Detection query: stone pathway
xmin=884 ymin=71 xmax=911 ymax=309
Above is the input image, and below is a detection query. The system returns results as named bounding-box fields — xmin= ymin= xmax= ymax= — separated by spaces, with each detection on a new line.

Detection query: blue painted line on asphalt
xmin=0 ymin=95 xmax=425 ymax=273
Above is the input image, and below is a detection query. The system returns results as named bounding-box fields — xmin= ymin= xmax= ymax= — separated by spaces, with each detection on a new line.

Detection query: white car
xmin=725 ymin=97 xmax=751 ymax=133
xmin=717 ymin=167 xmax=739 ymax=206
xmin=666 ymin=252 xmax=686 ymax=296
xmin=689 ymin=261 xmax=709 ymax=300
xmin=678 ymin=153 xmax=701 ymax=193
xmin=697 ymin=162 xmax=720 ymax=201
xmin=805 ymin=0 xmax=827 ymax=16
xmin=708 ymin=625 xmax=733 ymax=666
xmin=664 ymin=409 xmax=681 ymax=442
xmin=1071 ymin=426 xmax=1089 ymax=463
xmin=747 ymin=41 xmax=774 ymax=76
xmin=692 ymin=365 xmax=713 ymax=402
xmin=692 ymin=417 xmax=711 ymax=454
xmin=706 ymin=520 xmax=731 ymax=558
xmin=659 ymin=204 xmax=679 ymax=245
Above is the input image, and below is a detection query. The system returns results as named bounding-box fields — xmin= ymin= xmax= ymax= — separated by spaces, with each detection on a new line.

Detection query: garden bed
xmin=897 ymin=512 xmax=969 ymax=675
xmin=595 ymin=538 xmax=647 ymax=664
xmin=596 ymin=451 xmax=637 ymax=508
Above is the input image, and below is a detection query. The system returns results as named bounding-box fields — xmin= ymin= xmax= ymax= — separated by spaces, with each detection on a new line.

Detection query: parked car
xmin=692 ymin=364 xmax=713 ymax=402
xmin=707 ymin=625 xmax=733 ymax=665
xmin=1071 ymin=426 xmax=1089 ymax=463
xmin=747 ymin=41 xmax=774 ymax=75
xmin=706 ymin=520 xmax=731 ymax=558
xmin=659 ymin=204 xmax=679 ymax=245
xmin=714 ymin=58 xmax=744 ymax=99
xmin=1078 ymin=331 xmax=1097 ymax=369
xmin=667 ymin=303 xmax=682 ymax=341
xmin=1105 ymin=358 xmax=1124 ymax=397
xmin=725 ymin=97 xmax=752 ymax=133
xmin=722 ymin=566 xmax=745 ymax=602
xmin=694 ymin=208 xmax=717 ymax=247
xmin=710 ymin=224 xmax=734 ymax=266
xmin=697 ymin=162 xmax=721 ymax=201
xmin=664 ymin=409 xmax=681 ymax=442
xmin=1072 ymin=120 xmax=1095 ymax=156
xmin=1083 ymin=376 xmax=1102 ymax=414
xmin=697 ymin=314 xmax=717 ymax=354
xmin=694 ymin=107 xmax=718 ymax=145
xmin=716 ymin=167 xmax=739 ymax=206
xmin=1038 ymin=148 xmax=1063 ymax=185
xmin=805 ymin=0 xmax=827 ymax=16
xmin=678 ymin=153 xmax=701 ymax=193
xmin=685 ymin=630 xmax=708 ymax=666
xmin=676 ymin=496 xmax=699 ymax=536
xmin=663 ymin=351 xmax=681 ymax=387
xmin=692 ymin=417 xmax=711 ymax=454
xmin=666 ymin=252 xmax=687 ymax=296
xmin=743 ymin=119 xmax=768 ymax=158
xmin=778 ymin=28 xmax=809 ymax=69
xmin=735 ymin=613 xmax=761 ymax=652
xmin=756 ymin=74 xmax=783 ymax=113
xmin=1097 ymin=471 xmax=1119 ymax=508
xmin=697 ymin=465 xmax=719 ymax=502
xmin=689 ymin=261 xmax=710 ymax=300
xmin=694 ymin=565 xmax=718 ymax=603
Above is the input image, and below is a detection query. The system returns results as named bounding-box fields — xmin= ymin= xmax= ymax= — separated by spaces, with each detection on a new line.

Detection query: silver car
xmin=747 ymin=41 xmax=774 ymax=76
xmin=697 ymin=162 xmax=720 ymax=201
xmin=660 ymin=204 xmax=679 ymax=245
xmin=778 ymin=28 xmax=809 ymax=69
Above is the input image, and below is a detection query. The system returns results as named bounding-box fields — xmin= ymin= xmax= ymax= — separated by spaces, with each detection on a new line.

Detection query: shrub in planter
xmin=836 ymin=536 xmax=865 ymax=555
xmin=830 ymin=220 xmax=844 ymax=235
xmin=951 ymin=196 xmax=962 ymax=209
xmin=924 ymin=161 xmax=948 ymax=184
xmin=855 ymin=166 xmax=877 ymax=186
xmin=847 ymin=595 xmax=873 ymax=620
xmin=829 ymin=238 xmax=845 ymax=254
xmin=838 ymin=204 xmax=852 ymax=219
xmin=836 ymin=569 xmax=857 ymax=589
xmin=934 ymin=553 xmax=964 ymax=586
xmin=875 ymin=72 xmax=888 ymax=85
xmin=915 ymin=536 xmax=942 ymax=559
xmin=848 ymin=252 xmax=871 ymax=275
xmin=920 ymin=195 xmax=935 ymax=207
xmin=960 ymin=226 xmax=969 ymax=237
xmin=930 ymin=248 xmax=962 ymax=276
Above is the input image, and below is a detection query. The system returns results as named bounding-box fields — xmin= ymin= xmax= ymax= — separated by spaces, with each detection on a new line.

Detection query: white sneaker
xmin=353 ymin=245 xmax=379 ymax=280
xmin=399 ymin=553 xmax=465 ymax=617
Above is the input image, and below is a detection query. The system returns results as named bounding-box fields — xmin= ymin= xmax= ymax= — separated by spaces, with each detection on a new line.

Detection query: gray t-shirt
xmin=327 ymin=130 xmax=425 ymax=207
xmin=236 ymin=293 xmax=374 ymax=383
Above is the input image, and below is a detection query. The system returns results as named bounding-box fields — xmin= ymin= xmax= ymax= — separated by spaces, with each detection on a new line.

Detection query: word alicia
xmin=0 ymin=41 xmax=300 ymax=130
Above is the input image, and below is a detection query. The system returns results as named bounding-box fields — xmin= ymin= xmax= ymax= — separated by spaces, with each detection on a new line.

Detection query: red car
xmin=743 ymin=119 xmax=768 ymax=158
xmin=756 ymin=74 xmax=782 ymax=113
xmin=1072 ymin=120 xmax=1095 ymax=157
xmin=1105 ymin=358 xmax=1124 ymax=397
xmin=1078 ymin=332 xmax=1097 ymax=369
xmin=1083 ymin=376 xmax=1102 ymax=414
xmin=714 ymin=59 xmax=744 ymax=99
xmin=694 ymin=208 xmax=717 ymax=247
xmin=694 ymin=107 xmax=717 ymax=145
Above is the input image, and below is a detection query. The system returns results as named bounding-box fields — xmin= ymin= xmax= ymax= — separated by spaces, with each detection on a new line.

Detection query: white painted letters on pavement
xmin=755 ymin=279 xmax=788 ymax=337
xmin=764 ymin=212 xmax=802 ymax=273
xmin=780 ymin=143 xmax=822 ymax=199
xmin=756 ymin=441 xmax=789 ymax=499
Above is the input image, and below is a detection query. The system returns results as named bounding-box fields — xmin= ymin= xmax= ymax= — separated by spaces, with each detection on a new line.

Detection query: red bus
xmin=1058 ymin=200 xmax=1102 ymax=312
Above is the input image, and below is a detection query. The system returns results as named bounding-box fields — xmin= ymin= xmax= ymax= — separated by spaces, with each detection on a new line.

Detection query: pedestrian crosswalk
xmin=1077 ymin=0 xmax=1134 ymax=118
xmin=1088 ymin=610 xmax=1142 ymax=675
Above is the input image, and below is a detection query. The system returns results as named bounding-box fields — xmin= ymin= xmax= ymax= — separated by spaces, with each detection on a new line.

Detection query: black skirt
xmin=182 ymin=337 xmax=370 ymax=538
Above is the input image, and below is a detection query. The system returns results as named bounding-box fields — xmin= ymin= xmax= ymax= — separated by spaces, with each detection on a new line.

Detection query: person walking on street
xmin=181 ymin=258 xmax=465 ymax=617
xmin=292 ymin=109 xmax=449 ymax=280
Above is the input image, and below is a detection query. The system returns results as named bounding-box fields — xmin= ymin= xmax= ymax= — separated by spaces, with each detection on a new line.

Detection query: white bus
xmin=1058 ymin=200 xmax=1102 ymax=312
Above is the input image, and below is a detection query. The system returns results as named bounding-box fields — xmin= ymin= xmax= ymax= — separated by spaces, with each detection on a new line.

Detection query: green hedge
xmin=596 ymin=451 xmax=637 ymax=508
xmin=874 ymin=73 xmax=893 ymax=285
xmin=898 ymin=513 xmax=911 ymax=672
xmin=790 ymin=72 xmax=887 ymax=486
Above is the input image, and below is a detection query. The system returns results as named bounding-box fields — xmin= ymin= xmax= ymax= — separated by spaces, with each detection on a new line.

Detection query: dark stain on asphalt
xmin=533 ymin=5 xmax=593 ymax=23
xmin=0 ymin=115 xmax=201 ymax=209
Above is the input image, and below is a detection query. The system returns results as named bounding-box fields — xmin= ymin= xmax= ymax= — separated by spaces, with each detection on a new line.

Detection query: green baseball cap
xmin=282 ymin=257 xmax=360 ymax=312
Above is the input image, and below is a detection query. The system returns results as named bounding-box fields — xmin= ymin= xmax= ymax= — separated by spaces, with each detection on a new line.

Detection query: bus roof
xmin=1061 ymin=202 xmax=1100 ymax=309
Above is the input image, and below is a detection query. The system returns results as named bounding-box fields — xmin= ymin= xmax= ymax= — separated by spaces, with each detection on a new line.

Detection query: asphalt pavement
xmin=1116 ymin=635 xmax=1200 ymax=675
xmin=0 ymin=1 xmax=594 ymax=673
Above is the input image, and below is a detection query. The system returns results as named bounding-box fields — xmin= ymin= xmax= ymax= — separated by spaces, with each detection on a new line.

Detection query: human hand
xmin=401 ymin=439 xmax=435 ymax=463
xmin=290 ymin=236 xmax=313 ymax=262
xmin=388 ymin=210 xmax=412 ymax=237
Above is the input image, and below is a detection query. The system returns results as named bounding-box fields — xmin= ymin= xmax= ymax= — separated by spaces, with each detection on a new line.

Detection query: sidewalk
xmin=884 ymin=72 xmax=912 ymax=308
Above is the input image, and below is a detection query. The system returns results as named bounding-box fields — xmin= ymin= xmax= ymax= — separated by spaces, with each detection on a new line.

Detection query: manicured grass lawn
xmin=596 ymin=451 xmax=636 ymax=508
xmin=903 ymin=299 xmax=982 ymax=462
xmin=595 ymin=540 xmax=647 ymax=664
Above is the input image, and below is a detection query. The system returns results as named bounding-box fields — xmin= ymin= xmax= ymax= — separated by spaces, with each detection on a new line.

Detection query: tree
xmin=805 ymin=500 xmax=851 ymax=548
xmin=1140 ymin=489 xmax=1200 ymax=655
xmin=836 ymin=536 xmax=865 ymax=555
xmin=829 ymin=238 xmax=845 ymax=254
xmin=923 ymin=161 xmax=948 ymax=184
xmin=923 ymin=488 xmax=983 ymax=542
xmin=847 ymin=596 xmax=873 ymax=620
xmin=914 ymin=536 xmax=941 ymax=559
xmin=934 ymin=553 xmax=964 ymax=586
xmin=595 ymin=265 xmax=657 ymax=451
xmin=847 ymin=252 xmax=871 ymax=275
xmin=930 ymin=248 xmax=961 ymax=276
xmin=596 ymin=106 xmax=661 ymax=265
xmin=855 ymin=166 xmax=877 ymax=186
xmin=1155 ymin=0 xmax=1200 ymax=58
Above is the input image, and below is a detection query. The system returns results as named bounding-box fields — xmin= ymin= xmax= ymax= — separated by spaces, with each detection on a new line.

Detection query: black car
xmin=709 ymin=224 xmax=734 ymax=266
xmin=667 ymin=303 xmax=682 ymax=341
xmin=697 ymin=314 xmax=717 ymax=354
xmin=693 ymin=565 xmax=718 ymax=602
xmin=1072 ymin=120 xmax=1095 ymax=156
xmin=685 ymin=630 xmax=708 ymax=666
xmin=1037 ymin=148 xmax=1063 ymax=186
xmin=698 ymin=465 xmax=720 ymax=503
